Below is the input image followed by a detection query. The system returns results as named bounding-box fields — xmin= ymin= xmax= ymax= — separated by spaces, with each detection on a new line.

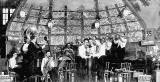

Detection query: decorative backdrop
xmin=6 ymin=0 xmax=144 ymax=45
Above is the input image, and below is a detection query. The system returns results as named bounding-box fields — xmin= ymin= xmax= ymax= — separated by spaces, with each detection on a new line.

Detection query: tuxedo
xmin=23 ymin=41 xmax=44 ymax=77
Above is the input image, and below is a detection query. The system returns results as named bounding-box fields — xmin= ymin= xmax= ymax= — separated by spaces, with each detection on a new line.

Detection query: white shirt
xmin=78 ymin=45 xmax=87 ymax=59
xmin=114 ymin=37 xmax=127 ymax=48
xmin=78 ymin=45 xmax=97 ymax=59
xmin=97 ymin=43 xmax=106 ymax=57
xmin=89 ymin=45 xmax=97 ymax=57
xmin=106 ymin=41 xmax=112 ymax=50
xmin=119 ymin=37 xmax=127 ymax=48
xmin=95 ymin=40 xmax=101 ymax=46
xmin=41 ymin=57 xmax=56 ymax=74
xmin=153 ymin=45 xmax=159 ymax=55
xmin=22 ymin=43 xmax=29 ymax=52
xmin=9 ymin=57 xmax=18 ymax=69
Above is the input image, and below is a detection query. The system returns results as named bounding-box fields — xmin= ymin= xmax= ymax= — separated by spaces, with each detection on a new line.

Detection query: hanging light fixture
xmin=94 ymin=16 xmax=100 ymax=28
xmin=20 ymin=11 xmax=26 ymax=18
xmin=92 ymin=0 xmax=100 ymax=29
xmin=47 ymin=0 xmax=54 ymax=29
xmin=92 ymin=16 xmax=100 ymax=29
xmin=47 ymin=19 xmax=53 ymax=28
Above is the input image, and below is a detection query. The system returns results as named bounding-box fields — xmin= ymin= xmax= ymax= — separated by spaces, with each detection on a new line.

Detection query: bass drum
xmin=58 ymin=56 xmax=72 ymax=70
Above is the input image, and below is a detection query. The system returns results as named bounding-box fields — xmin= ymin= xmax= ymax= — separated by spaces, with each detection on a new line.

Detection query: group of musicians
xmin=75 ymin=35 xmax=127 ymax=79
xmin=7 ymin=27 xmax=127 ymax=81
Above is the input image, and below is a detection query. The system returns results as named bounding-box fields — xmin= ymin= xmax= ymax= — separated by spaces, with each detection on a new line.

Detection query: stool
xmin=104 ymin=62 xmax=110 ymax=82
xmin=138 ymin=75 xmax=151 ymax=82
xmin=9 ymin=72 xmax=16 ymax=82
xmin=119 ymin=73 xmax=131 ymax=82
xmin=121 ymin=62 xmax=131 ymax=72
xmin=59 ymin=70 xmax=64 ymax=82
xmin=104 ymin=70 xmax=110 ymax=82
xmin=45 ymin=74 xmax=52 ymax=82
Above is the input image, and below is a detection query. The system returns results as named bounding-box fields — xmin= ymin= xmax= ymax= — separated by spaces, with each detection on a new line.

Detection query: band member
xmin=63 ymin=43 xmax=75 ymax=60
xmin=78 ymin=38 xmax=89 ymax=59
xmin=98 ymin=38 xmax=108 ymax=68
xmin=76 ymin=38 xmax=89 ymax=76
xmin=41 ymin=52 xmax=58 ymax=82
xmin=88 ymin=38 xmax=97 ymax=57
xmin=111 ymin=34 xmax=127 ymax=61
xmin=98 ymin=38 xmax=107 ymax=57
xmin=21 ymin=36 xmax=30 ymax=54
xmin=111 ymin=34 xmax=120 ymax=60
xmin=9 ymin=52 xmax=24 ymax=81
xmin=118 ymin=35 xmax=127 ymax=60
xmin=105 ymin=37 xmax=112 ymax=55
xmin=23 ymin=31 xmax=46 ymax=77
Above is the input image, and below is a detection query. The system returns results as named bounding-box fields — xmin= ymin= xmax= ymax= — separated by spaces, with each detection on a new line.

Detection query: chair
xmin=121 ymin=62 xmax=131 ymax=72
xmin=118 ymin=73 xmax=131 ymax=82
xmin=104 ymin=62 xmax=110 ymax=82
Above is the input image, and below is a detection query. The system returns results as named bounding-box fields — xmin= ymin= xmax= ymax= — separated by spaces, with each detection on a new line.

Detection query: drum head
xmin=58 ymin=56 xmax=71 ymax=61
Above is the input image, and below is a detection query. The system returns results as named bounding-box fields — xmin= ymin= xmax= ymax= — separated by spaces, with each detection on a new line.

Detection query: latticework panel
xmin=6 ymin=1 xmax=144 ymax=45
xmin=67 ymin=26 xmax=81 ymax=34
xmin=67 ymin=35 xmax=81 ymax=44
xmin=100 ymin=26 xmax=111 ymax=34
xmin=51 ymin=26 xmax=65 ymax=34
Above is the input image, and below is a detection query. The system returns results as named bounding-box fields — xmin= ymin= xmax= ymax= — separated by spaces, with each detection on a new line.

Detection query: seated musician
xmin=98 ymin=38 xmax=108 ymax=70
xmin=63 ymin=43 xmax=75 ymax=60
xmin=88 ymin=38 xmax=97 ymax=57
xmin=9 ymin=52 xmax=24 ymax=81
xmin=117 ymin=35 xmax=127 ymax=60
xmin=105 ymin=37 xmax=112 ymax=55
xmin=41 ymin=52 xmax=58 ymax=82
xmin=77 ymin=38 xmax=89 ymax=71
xmin=88 ymin=38 xmax=100 ymax=72
xmin=111 ymin=34 xmax=121 ymax=60
xmin=111 ymin=34 xmax=127 ymax=60
xmin=78 ymin=38 xmax=89 ymax=59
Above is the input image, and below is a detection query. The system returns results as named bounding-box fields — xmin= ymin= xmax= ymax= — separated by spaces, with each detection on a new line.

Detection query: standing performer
xmin=23 ymin=27 xmax=46 ymax=77
xmin=41 ymin=52 xmax=58 ymax=82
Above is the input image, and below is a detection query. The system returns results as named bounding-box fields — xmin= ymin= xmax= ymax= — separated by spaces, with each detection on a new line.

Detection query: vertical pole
xmin=64 ymin=6 xmax=67 ymax=44
xmin=80 ymin=11 xmax=84 ymax=41
xmin=94 ymin=0 xmax=100 ymax=38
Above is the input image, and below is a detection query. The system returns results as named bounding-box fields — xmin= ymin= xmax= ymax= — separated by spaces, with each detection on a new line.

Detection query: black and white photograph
xmin=0 ymin=0 xmax=160 ymax=82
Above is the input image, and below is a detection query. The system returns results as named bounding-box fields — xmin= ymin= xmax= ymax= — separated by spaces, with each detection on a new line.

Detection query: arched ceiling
xmin=6 ymin=0 xmax=144 ymax=45
xmin=128 ymin=0 xmax=160 ymax=28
